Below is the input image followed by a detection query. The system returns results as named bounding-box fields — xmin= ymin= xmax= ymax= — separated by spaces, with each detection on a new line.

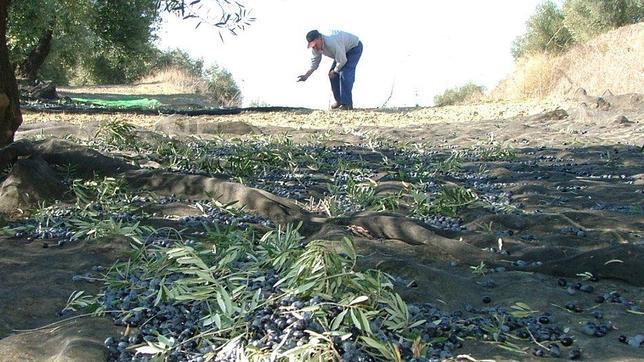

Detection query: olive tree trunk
xmin=18 ymin=25 xmax=54 ymax=84
xmin=0 ymin=0 xmax=23 ymax=147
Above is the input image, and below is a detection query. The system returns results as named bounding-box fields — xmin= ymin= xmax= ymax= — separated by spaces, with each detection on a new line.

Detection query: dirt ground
xmin=1 ymin=92 xmax=643 ymax=361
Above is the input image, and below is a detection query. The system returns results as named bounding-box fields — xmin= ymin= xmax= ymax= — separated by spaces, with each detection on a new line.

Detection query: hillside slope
xmin=492 ymin=22 xmax=643 ymax=100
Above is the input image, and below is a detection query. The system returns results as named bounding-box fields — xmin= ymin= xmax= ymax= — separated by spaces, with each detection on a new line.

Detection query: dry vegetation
xmin=59 ymin=66 xmax=208 ymax=96
xmin=492 ymin=22 xmax=643 ymax=101
xmin=136 ymin=66 xmax=209 ymax=94
xmin=59 ymin=65 xmax=244 ymax=108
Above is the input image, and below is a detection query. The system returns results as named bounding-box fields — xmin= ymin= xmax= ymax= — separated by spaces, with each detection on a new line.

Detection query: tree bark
xmin=0 ymin=0 xmax=22 ymax=147
xmin=18 ymin=25 xmax=54 ymax=83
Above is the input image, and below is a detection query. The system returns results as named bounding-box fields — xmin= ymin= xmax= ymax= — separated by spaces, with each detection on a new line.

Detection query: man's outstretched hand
xmin=297 ymin=75 xmax=308 ymax=82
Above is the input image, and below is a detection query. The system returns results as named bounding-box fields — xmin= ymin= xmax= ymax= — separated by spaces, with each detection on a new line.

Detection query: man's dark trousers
xmin=330 ymin=41 xmax=363 ymax=107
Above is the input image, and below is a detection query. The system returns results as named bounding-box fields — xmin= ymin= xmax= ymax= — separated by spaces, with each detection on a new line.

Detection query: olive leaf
xmin=510 ymin=302 xmax=538 ymax=318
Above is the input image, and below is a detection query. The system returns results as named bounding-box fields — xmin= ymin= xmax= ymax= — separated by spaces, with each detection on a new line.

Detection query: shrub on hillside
xmin=136 ymin=64 xmax=242 ymax=107
xmin=205 ymin=65 xmax=242 ymax=107
xmin=84 ymin=50 xmax=154 ymax=84
xmin=563 ymin=0 xmax=643 ymax=41
xmin=434 ymin=82 xmax=486 ymax=107
xmin=151 ymin=48 xmax=204 ymax=78
xmin=512 ymin=1 xmax=573 ymax=59
xmin=492 ymin=22 xmax=643 ymax=100
xmin=513 ymin=0 xmax=642 ymax=59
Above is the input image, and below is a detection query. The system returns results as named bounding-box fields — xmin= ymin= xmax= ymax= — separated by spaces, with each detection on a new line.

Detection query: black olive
xmin=568 ymin=348 xmax=582 ymax=360
xmin=560 ymin=335 xmax=574 ymax=346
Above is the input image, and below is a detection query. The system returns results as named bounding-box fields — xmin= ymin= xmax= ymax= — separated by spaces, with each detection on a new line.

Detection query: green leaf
xmin=361 ymin=336 xmax=396 ymax=360
xmin=273 ymin=276 xmax=288 ymax=288
xmin=201 ymin=314 xmax=218 ymax=327
xmin=331 ymin=309 xmax=348 ymax=330
xmin=154 ymin=283 xmax=167 ymax=306
xmin=349 ymin=308 xmax=372 ymax=334
xmin=136 ymin=344 xmax=166 ymax=355
xmin=213 ymin=314 xmax=222 ymax=329
xmin=494 ymin=341 xmax=528 ymax=354
xmin=340 ymin=237 xmax=357 ymax=261
xmin=357 ymin=309 xmax=372 ymax=334
xmin=215 ymin=289 xmax=231 ymax=315
xmin=157 ymin=335 xmax=175 ymax=349
xmin=361 ymin=336 xmax=387 ymax=351
xmin=350 ymin=308 xmax=361 ymax=331
xmin=294 ymin=281 xmax=317 ymax=294
xmin=349 ymin=295 xmax=369 ymax=306
xmin=408 ymin=319 xmax=426 ymax=329
xmin=512 ymin=302 xmax=532 ymax=310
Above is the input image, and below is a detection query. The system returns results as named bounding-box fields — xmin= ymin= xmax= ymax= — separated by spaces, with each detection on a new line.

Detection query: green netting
xmin=71 ymin=97 xmax=163 ymax=108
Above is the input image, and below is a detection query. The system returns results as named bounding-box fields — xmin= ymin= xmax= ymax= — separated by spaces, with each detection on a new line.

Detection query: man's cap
xmin=306 ymin=30 xmax=321 ymax=43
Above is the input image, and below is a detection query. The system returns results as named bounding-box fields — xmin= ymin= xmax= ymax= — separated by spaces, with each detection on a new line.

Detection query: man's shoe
xmin=338 ymin=104 xmax=353 ymax=111
xmin=330 ymin=102 xmax=341 ymax=109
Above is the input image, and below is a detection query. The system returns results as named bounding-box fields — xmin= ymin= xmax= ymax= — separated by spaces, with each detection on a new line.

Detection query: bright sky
xmin=156 ymin=0 xmax=543 ymax=109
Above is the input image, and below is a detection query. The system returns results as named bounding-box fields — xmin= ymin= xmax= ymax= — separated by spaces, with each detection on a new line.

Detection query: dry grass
xmin=57 ymin=67 xmax=244 ymax=108
xmin=136 ymin=67 xmax=208 ymax=94
xmin=491 ymin=54 xmax=559 ymax=99
xmin=492 ymin=22 xmax=643 ymax=100
xmin=59 ymin=66 xmax=209 ymax=96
